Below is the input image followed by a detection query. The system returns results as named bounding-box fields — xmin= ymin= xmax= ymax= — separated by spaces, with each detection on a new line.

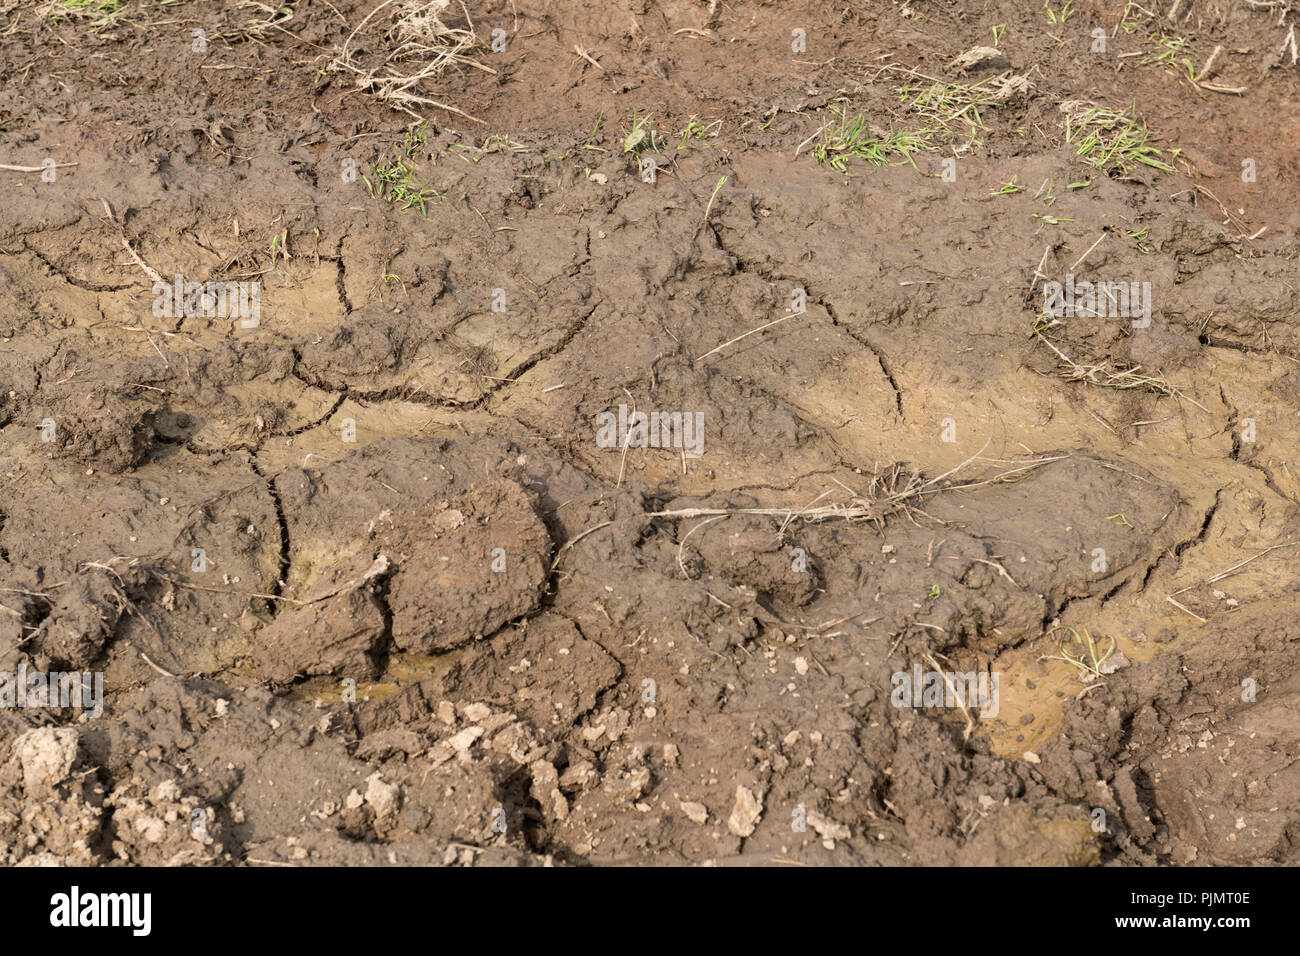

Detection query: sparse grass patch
xmin=807 ymin=105 xmax=936 ymax=174
xmin=267 ymin=229 xmax=289 ymax=277
xmin=50 ymin=0 xmax=121 ymax=12
xmin=404 ymin=122 xmax=430 ymax=154
xmin=451 ymin=133 xmax=525 ymax=163
xmin=363 ymin=159 xmax=441 ymax=215
xmin=991 ymin=175 xmax=1023 ymax=195
xmin=1042 ymin=0 xmax=1076 ymax=24
xmin=362 ymin=125 xmax=441 ymax=216
xmin=44 ymin=0 xmax=125 ymax=28
xmin=897 ymin=73 xmax=1029 ymax=149
xmin=677 ymin=115 xmax=720 ymax=149
xmin=1126 ymin=226 xmax=1153 ymax=252
xmin=898 ymin=78 xmax=997 ymax=147
xmin=1060 ymin=101 xmax=1176 ymax=175
xmin=1142 ymin=32 xmax=1196 ymax=80
xmin=703 ymin=176 xmax=727 ymax=221
xmin=582 ymin=109 xmax=606 ymax=151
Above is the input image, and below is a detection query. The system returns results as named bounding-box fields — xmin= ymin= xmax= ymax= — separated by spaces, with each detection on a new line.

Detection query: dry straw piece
xmin=331 ymin=0 xmax=496 ymax=124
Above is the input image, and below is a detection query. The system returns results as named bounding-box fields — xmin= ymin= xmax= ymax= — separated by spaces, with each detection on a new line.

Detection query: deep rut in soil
xmin=1 ymin=0 xmax=1299 ymax=866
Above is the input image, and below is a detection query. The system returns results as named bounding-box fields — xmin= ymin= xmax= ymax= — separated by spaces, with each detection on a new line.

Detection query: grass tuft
xmin=1060 ymin=101 xmax=1176 ymax=175
xmin=45 ymin=0 xmax=125 ymax=28
xmin=898 ymin=78 xmax=997 ymax=146
xmin=362 ymin=123 xmax=441 ymax=216
xmin=809 ymin=105 xmax=936 ymax=174
xmin=621 ymin=110 xmax=659 ymax=156
xmin=1044 ymin=626 xmax=1116 ymax=682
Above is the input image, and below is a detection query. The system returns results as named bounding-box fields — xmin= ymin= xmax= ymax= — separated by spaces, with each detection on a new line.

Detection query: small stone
xmin=448 ymin=727 xmax=484 ymax=753
xmin=559 ymin=759 xmax=598 ymax=791
xmin=433 ymin=509 xmax=465 ymax=532
xmin=364 ymin=772 xmax=401 ymax=818
xmin=149 ymin=779 xmax=181 ymax=806
xmin=1097 ymin=649 xmax=1130 ymax=676
xmin=529 ymin=760 xmax=569 ymax=822
xmin=727 ymin=786 xmax=763 ymax=837
xmin=807 ymin=810 xmax=850 ymax=846
xmin=680 ymin=801 xmax=709 ymax=825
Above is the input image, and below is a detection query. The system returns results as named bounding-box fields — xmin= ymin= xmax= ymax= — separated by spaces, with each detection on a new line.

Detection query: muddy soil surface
xmin=1 ymin=0 xmax=1299 ymax=865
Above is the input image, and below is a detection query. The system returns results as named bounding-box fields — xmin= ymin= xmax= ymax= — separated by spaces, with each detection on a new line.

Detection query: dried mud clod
xmin=383 ymin=480 xmax=552 ymax=654
xmin=37 ymin=566 xmax=131 ymax=669
xmin=42 ymin=388 xmax=158 ymax=474
xmin=253 ymin=555 xmax=390 ymax=683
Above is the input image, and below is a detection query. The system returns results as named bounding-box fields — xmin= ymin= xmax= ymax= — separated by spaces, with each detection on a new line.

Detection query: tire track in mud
xmin=5 ymin=0 xmax=1300 ymax=866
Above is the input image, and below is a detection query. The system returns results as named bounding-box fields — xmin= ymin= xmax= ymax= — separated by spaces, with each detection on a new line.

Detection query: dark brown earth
xmin=1 ymin=0 xmax=1299 ymax=866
